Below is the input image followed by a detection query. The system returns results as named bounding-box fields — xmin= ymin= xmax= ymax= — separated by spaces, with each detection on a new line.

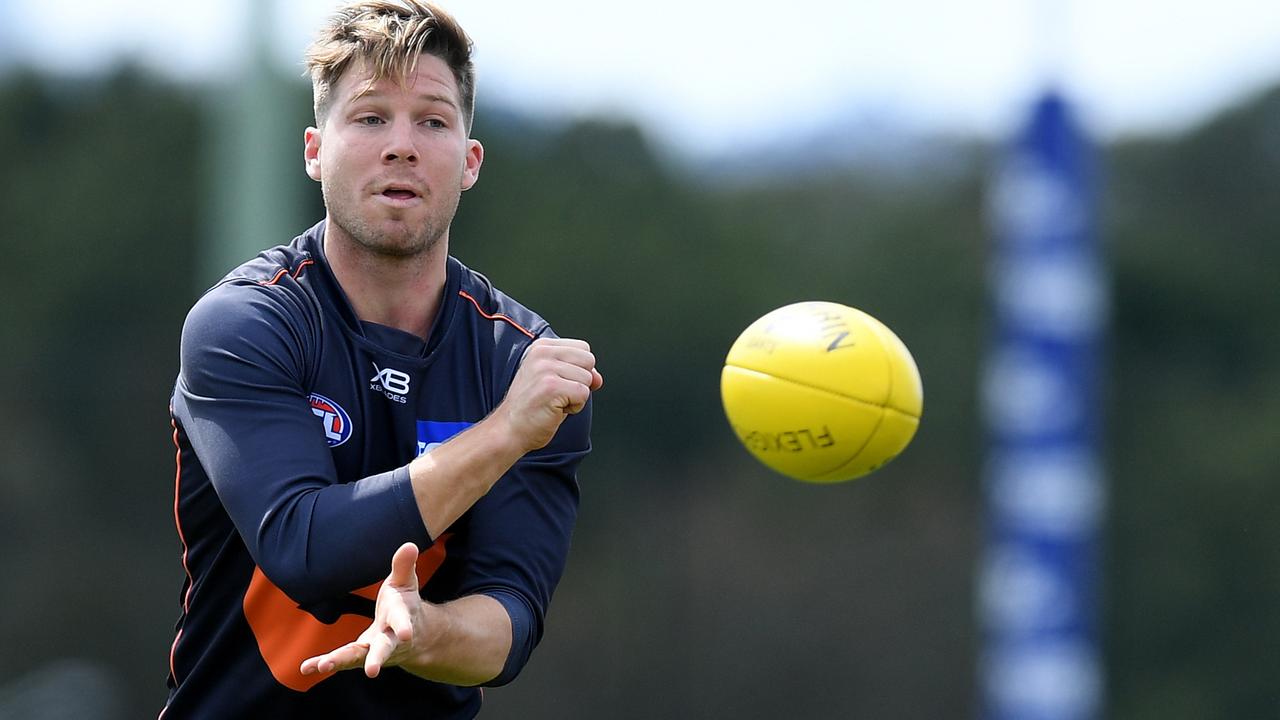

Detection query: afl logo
xmin=308 ymin=393 xmax=352 ymax=447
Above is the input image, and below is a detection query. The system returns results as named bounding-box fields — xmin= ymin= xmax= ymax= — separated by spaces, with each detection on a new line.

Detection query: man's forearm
xmin=409 ymin=337 xmax=600 ymax=538
xmin=402 ymin=594 xmax=513 ymax=686
xmin=408 ymin=414 xmax=526 ymax=538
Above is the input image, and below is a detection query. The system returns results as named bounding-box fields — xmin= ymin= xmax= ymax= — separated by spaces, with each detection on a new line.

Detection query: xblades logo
xmin=370 ymin=363 xmax=411 ymax=404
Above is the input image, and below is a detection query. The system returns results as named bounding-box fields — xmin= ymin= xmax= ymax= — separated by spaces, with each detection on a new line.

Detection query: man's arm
xmin=299 ymin=542 xmax=512 ymax=686
xmin=176 ymin=283 xmax=434 ymax=603
xmin=408 ymin=337 xmax=602 ymax=538
xmin=179 ymin=283 xmax=598 ymax=605
xmin=300 ymin=337 xmax=602 ymax=685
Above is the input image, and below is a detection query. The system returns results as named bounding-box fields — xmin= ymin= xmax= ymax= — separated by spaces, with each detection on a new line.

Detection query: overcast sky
xmin=6 ymin=0 xmax=1280 ymax=154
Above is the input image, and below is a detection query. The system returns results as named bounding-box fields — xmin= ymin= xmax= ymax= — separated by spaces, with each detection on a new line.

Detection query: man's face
xmin=304 ymin=54 xmax=482 ymax=258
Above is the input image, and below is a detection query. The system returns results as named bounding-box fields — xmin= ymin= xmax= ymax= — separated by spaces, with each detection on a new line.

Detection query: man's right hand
xmin=495 ymin=338 xmax=602 ymax=453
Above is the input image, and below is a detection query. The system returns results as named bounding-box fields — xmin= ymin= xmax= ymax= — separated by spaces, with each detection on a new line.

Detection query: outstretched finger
xmin=364 ymin=627 xmax=399 ymax=678
xmin=387 ymin=542 xmax=420 ymax=590
xmin=300 ymin=641 xmax=369 ymax=676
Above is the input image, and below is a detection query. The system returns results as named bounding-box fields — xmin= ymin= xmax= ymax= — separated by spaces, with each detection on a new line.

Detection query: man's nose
xmin=382 ymin=121 xmax=419 ymax=164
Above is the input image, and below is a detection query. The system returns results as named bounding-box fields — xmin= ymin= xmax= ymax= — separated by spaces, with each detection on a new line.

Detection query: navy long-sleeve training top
xmin=161 ymin=220 xmax=590 ymax=719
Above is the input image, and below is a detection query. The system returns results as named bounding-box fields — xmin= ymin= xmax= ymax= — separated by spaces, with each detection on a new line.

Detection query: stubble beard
xmin=323 ymin=183 xmax=461 ymax=260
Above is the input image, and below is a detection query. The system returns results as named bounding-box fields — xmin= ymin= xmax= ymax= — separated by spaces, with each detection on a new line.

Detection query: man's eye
xmin=357 ymin=116 xmax=383 ymax=126
xmin=423 ymin=118 xmax=446 ymax=129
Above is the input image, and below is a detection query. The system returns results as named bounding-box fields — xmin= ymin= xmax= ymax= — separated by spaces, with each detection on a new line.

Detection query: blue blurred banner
xmin=981 ymin=91 xmax=1106 ymax=720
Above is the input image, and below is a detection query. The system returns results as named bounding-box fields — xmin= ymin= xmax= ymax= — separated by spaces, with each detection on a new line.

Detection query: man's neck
xmin=323 ymin=221 xmax=448 ymax=341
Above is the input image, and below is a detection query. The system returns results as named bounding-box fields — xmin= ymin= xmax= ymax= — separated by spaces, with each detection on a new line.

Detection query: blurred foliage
xmin=0 ymin=69 xmax=199 ymax=718
xmin=0 ymin=65 xmax=1276 ymax=719
xmin=1103 ymin=87 xmax=1280 ymax=719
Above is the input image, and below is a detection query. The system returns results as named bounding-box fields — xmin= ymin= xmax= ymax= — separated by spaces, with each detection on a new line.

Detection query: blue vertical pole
xmin=980 ymin=91 xmax=1106 ymax=720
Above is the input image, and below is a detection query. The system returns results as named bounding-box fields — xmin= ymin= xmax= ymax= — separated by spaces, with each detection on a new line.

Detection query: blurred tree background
xmin=0 ymin=63 xmax=1276 ymax=719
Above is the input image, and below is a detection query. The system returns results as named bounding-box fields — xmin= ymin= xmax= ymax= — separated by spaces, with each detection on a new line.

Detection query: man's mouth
xmin=382 ymin=188 xmax=418 ymax=200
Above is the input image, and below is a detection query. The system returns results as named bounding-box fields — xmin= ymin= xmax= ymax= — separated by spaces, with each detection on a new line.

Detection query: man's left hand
xmin=300 ymin=542 xmax=426 ymax=678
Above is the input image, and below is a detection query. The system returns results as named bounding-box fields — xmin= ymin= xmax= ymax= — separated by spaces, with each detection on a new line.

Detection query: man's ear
xmin=304 ymin=127 xmax=322 ymax=182
xmin=461 ymin=138 xmax=484 ymax=191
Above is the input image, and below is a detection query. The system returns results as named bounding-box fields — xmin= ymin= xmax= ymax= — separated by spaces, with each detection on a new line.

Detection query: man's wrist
xmin=474 ymin=406 xmax=535 ymax=459
xmin=401 ymin=599 xmax=450 ymax=677
xmin=399 ymin=597 xmax=507 ymax=686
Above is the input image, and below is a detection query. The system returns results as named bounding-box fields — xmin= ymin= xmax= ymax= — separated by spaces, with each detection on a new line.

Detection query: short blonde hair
xmin=305 ymin=0 xmax=475 ymax=131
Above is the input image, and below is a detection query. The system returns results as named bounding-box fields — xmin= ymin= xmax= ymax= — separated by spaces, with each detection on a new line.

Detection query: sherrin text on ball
xmin=721 ymin=301 xmax=923 ymax=483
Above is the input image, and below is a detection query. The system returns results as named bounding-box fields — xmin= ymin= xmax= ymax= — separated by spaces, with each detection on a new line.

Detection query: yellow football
xmin=721 ymin=301 xmax=923 ymax=483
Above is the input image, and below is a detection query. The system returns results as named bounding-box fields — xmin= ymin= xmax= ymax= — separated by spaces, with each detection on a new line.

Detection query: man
xmin=161 ymin=2 xmax=602 ymax=717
